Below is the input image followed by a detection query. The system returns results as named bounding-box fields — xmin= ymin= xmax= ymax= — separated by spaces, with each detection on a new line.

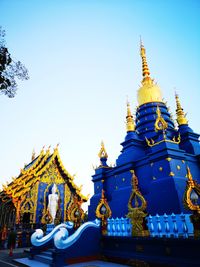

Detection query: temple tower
xmin=88 ymin=42 xmax=200 ymax=219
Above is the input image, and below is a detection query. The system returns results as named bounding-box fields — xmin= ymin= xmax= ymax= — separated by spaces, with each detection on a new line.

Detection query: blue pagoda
xmin=88 ymin=42 xmax=200 ymax=219
xmin=27 ymin=43 xmax=200 ymax=267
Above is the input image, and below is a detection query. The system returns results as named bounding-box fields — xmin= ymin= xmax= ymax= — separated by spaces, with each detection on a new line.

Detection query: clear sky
xmin=0 ymin=0 xmax=200 ymax=205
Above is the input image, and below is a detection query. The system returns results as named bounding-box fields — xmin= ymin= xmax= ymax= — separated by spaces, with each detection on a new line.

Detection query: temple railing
xmin=107 ymin=213 xmax=194 ymax=238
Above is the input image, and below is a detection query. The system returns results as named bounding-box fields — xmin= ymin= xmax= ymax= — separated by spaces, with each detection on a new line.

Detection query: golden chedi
xmin=137 ymin=41 xmax=163 ymax=106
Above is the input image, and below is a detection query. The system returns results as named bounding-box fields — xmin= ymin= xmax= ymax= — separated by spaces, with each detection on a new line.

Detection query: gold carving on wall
xmin=127 ymin=170 xmax=149 ymax=237
xmin=41 ymin=162 xmax=65 ymax=184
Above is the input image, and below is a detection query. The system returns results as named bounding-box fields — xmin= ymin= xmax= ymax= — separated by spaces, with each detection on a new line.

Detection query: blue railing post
xmin=171 ymin=213 xmax=178 ymax=238
xmin=148 ymin=215 xmax=155 ymax=237
xmin=180 ymin=213 xmax=188 ymax=238
xmin=156 ymin=214 xmax=162 ymax=237
xmin=163 ymin=213 xmax=170 ymax=238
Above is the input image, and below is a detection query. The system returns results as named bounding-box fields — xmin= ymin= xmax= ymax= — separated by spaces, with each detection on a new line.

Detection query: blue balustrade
xmin=107 ymin=217 xmax=131 ymax=237
xmin=106 ymin=213 xmax=194 ymax=238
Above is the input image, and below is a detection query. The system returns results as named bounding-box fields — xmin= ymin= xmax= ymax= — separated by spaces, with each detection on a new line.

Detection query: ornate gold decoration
xmin=96 ymin=189 xmax=112 ymax=235
xmin=21 ymin=196 xmax=34 ymax=224
xmin=137 ymin=40 xmax=163 ymax=106
xmin=177 ymin=165 xmax=181 ymax=170
xmin=169 ymin=172 xmax=175 ymax=177
xmin=155 ymin=106 xmax=168 ymax=133
xmin=126 ymin=101 xmax=135 ymax=132
xmin=175 ymin=93 xmax=188 ymax=125
xmin=159 ymin=167 xmax=163 ymax=171
xmin=41 ymin=162 xmax=65 ymax=184
xmin=64 ymin=184 xmax=71 ymax=222
xmin=33 ymin=181 xmax=39 ymax=223
xmin=126 ymin=170 xmax=149 ymax=237
xmin=184 ymin=167 xmax=200 ymax=238
xmin=67 ymin=196 xmax=84 ymax=229
xmin=145 ymin=133 xmax=181 ymax=147
xmin=184 ymin=167 xmax=200 ymax=212
xmin=166 ymin=157 xmax=172 ymax=162
xmin=98 ymin=141 xmax=108 ymax=159
xmin=1 ymin=145 xmax=88 ymax=226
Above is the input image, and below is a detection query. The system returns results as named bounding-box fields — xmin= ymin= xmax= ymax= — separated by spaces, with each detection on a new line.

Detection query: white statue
xmin=48 ymin=183 xmax=59 ymax=224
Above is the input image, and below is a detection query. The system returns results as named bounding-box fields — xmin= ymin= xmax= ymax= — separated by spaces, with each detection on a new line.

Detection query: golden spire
xmin=126 ymin=101 xmax=135 ymax=132
xmin=140 ymin=39 xmax=151 ymax=81
xmin=98 ymin=141 xmax=108 ymax=159
xmin=137 ymin=40 xmax=163 ymax=106
xmin=175 ymin=93 xmax=188 ymax=125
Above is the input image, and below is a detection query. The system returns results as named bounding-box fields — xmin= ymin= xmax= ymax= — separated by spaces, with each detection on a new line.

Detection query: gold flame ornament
xmin=98 ymin=141 xmax=108 ymax=159
xmin=96 ymin=189 xmax=112 ymax=235
xmin=126 ymin=170 xmax=149 ymax=237
xmin=183 ymin=167 xmax=200 ymax=238
xmin=154 ymin=106 xmax=168 ymax=132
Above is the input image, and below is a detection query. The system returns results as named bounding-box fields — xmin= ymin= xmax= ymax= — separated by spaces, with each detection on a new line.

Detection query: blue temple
xmin=88 ymin=42 xmax=200 ymax=220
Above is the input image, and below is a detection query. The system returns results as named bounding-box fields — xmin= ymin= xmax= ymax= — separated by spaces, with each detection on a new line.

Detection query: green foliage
xmin=0 ymin=27 xmax=29 ymax=97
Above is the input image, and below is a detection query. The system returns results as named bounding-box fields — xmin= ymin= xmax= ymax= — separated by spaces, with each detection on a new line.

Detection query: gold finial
xmin=137 ymin=41 xmax=163 ymax=106
xmin=126 ymin=100 xmax=135 ymax=132
xmin=140 ymin=39 xmax=151 ymax=80
xmin=155 ymin=106 xmax=168 ymax=132
xmin=175 ymin=93 xmax=188 ymax=125
xmin=98 ymin=141 xmax=108 ymax=159
xmin=32 ymin=149 xmax=36 ymax=161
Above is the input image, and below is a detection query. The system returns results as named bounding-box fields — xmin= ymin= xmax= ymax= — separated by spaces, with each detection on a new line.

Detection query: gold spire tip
xmin=126 ymin=101 xmax=135 ymax=132
xmin=137 ymin=42 xmax=163 ymax=106
xmin=175 ymin=93 xmax=188 ymax=126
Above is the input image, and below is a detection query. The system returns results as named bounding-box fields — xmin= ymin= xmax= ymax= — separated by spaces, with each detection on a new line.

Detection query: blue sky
xmin=0 ymin=0 xmax=200 ymax=202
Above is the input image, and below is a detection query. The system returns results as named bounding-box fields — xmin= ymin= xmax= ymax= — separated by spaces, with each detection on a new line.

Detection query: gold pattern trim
xmin=145 ymin=133 xmax=181 ymax=147
xmin=184 ymin=167 xmax=200 ymax=212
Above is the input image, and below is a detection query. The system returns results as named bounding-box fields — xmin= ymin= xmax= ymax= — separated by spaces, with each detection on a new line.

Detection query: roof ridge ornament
xmin=32 ymin=149 xmax=36 ymax=161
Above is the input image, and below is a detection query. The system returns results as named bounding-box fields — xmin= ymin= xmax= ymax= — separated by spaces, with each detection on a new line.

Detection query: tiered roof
xmin=0 ymin=146 xmax=88 ymax=204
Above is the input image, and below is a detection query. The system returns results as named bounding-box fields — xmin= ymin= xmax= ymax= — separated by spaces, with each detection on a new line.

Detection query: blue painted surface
xmin=88 ymin=101 xmax=200 ymax=219
xmin=15 ymin=258 xmax=129 ymax=267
